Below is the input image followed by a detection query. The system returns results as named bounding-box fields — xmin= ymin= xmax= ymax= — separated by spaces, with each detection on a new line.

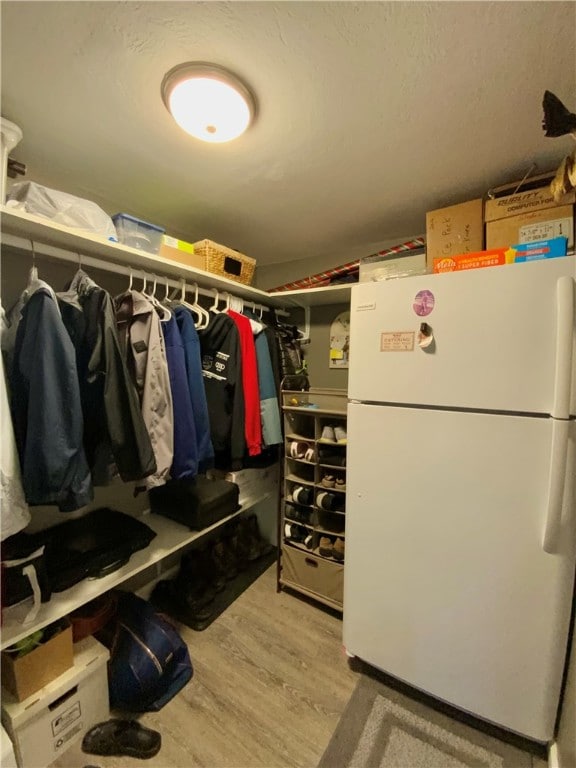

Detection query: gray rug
xmin=319 ymin=675 xmax=536 ymax=768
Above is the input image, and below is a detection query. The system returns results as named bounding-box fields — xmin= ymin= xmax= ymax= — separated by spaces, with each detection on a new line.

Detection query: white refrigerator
xmin=344 ymin=256 xmax=576 ymax=743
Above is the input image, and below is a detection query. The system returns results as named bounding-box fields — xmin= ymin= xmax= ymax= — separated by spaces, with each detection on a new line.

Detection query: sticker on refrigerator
xmin=413 ymin=290 xmax=435 ymax=317
xmin=381 ymin=332 xmax=415 ymax=352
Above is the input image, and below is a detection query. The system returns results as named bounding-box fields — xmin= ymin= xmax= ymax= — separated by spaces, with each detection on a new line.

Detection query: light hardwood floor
xmin=52 ymin=565 xmax=359 ymax=768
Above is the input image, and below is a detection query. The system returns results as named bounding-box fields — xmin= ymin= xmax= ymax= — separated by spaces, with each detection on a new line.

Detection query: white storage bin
xmin=1 ymin=636 xmax=109 ymax=768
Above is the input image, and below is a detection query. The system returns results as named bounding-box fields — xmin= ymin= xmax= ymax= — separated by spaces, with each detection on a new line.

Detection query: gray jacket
xmin=115 ymin=291 xmax=174 ymax=490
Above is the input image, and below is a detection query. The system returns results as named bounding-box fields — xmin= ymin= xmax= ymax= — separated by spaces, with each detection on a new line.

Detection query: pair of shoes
xmin=286 ymin=523 xmax=308 ymax=543
xmin=318 ymin=537 xmax=345 ymax=560
xmin=321 ymin=474 xmax=335 ymax=488
xmin=316 ymin=490 xmax=339 ymax=511
xmin=317 ymin=448 xmax=346 ymax=467
xmin=82 ymin=719 xmax=161 ymax=759
xmin=320 ymin=425 xmax=347 ymax=444
xmin=285 ymin=503 xmax=311 ymax=525
xmin=238 ymin=514 xmax=272 ymax=560
xmin=178 ymin=548 xmax=220 ymax=603
xmin=333 ymin=538 xmax=345 ymax=561
xmin=290 ymin=440 xmax=314 ymax=460
xmin=293 ymin=485 xmax=313 ymax=506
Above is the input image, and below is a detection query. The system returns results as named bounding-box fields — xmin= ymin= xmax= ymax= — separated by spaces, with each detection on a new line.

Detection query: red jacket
xmin=228 ymin=310 xmax=262 ymax=457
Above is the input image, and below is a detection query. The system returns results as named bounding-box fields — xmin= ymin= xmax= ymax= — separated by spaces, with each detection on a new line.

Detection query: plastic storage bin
xmin=112 ymin=213 xmax=165 ymax=254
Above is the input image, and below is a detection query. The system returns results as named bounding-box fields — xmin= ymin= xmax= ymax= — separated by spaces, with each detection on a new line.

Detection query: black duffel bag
xmin=149 ymin=475 xmax=240 ymax=530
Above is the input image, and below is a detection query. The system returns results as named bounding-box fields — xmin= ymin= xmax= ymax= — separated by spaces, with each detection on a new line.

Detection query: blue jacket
xmin=10 ymin=288 xmax=93 ymax=511
xmin=161 ymin=312 xmax=198 ymax=480
xmin=254 ymin=330 xmax=282 ymax=446
xmin=173 ymin=306 xmax=214 ymax=471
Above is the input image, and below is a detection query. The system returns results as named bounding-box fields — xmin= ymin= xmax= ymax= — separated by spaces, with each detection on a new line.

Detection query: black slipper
xmin=82 ymin=719 xmax=161 ymax=759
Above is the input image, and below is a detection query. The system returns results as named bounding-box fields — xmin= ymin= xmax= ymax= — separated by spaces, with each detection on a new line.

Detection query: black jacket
xmin=198 ymin=313 xmax=245 ymax=469
xmin=58 ymin=270 xmax=156 ymax=484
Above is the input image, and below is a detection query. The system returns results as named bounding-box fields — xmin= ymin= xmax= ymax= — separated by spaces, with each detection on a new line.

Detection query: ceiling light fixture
xmin=161 ymin=62 xmax=255 ymax=144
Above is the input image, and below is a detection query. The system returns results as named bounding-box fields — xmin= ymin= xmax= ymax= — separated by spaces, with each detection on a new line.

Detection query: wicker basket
xmin=193 ymin=239 xmax=256 ymax=285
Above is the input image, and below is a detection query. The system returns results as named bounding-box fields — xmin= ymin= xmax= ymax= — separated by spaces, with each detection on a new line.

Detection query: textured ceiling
xmin=1 ymin=1 xmax=575 ymax=270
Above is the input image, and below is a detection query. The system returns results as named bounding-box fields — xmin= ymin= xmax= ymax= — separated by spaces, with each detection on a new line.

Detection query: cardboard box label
xmin=54 ymin=721 xmax=83 ymax=751
xmin=162 ymin=235 xmax=194 ymax=253
xmin=52 ymin=701 xmax=81 ymax=736
xmin=518 ymin=217 xmax=572 ymax=244
xmin=484 ymin=187 xmax=575 ymax=222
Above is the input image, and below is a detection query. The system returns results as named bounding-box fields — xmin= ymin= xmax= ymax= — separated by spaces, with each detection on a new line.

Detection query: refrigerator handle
xmin=542 ymin=418 xmax=570 ymax=554
xmin=551 ymin=276 xmax=574 ymax=420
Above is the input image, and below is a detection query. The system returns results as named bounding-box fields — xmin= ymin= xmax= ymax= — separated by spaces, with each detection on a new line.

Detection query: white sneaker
xmin=320 ymin=425 xmax=336 ymax=442
xmin=334 ymin=425 xmax=347 ymax=444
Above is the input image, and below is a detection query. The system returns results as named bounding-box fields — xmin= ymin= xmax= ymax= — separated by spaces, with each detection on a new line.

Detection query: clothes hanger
xmin=177 ymin=279 xmax=209 ymax=329
xmin=188 ymin=281 xmax=210 ymax=329
xmin=209 ymin=288 xmax=221 ymax=313
xmin=143 ymin=272 xmax=171 ymax=320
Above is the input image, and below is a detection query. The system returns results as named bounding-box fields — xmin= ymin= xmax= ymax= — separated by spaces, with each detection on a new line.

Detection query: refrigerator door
xmin=349 ymin=256 xmax=576 ymax=415
xmin=343 ymin=402 xmax=576 ymax=742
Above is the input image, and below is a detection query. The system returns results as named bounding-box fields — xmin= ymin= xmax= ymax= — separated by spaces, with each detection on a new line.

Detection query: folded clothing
xmin=2 ymin=508 xmax=156 ymax=594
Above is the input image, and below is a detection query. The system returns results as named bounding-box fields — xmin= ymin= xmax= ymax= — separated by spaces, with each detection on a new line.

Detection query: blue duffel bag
xmin=97 ymin=590 xmax=193 ymax=712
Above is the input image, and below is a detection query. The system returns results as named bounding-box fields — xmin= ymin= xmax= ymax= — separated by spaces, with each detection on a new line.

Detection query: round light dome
xmin=161 ymin=62 xmax=255 ymax=143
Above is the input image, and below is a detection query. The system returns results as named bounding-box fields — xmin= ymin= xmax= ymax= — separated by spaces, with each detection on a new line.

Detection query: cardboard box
xmin=1 ymin=621 xmax=73 ymax=702
xmin=359 ymin=250 xmax=426 ymax=282
xmin=159 ymin=235 xmax=206 ymax=270
xmin=484 ymin=184 xmax=575 ymax=222
xmin=433 ymin=248 xmax=508 ymax=273
xmin=485 ymin=205 xmax=574 ymax=250
xmin=1 ymin=636 xmax=109 ymax=768
xmin=426 ymin=199 xmax=484 ymax=268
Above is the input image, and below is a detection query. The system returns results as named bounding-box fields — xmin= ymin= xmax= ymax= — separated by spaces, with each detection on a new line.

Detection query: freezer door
xmin=343 ymin=403 xmax=576 ymax=742
xmin=349 ymin=256 xmax=576 ymax=415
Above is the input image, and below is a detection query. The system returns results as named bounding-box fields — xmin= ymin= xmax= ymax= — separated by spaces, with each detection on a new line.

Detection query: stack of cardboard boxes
xmin=426 ymin=174 xmax=575 ymax=273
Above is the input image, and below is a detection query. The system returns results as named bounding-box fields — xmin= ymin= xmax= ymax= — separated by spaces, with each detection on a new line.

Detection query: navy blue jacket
xmin=161 ymin=312 xmax=198 ymax=479
xmin=10 ymin=289 xmax=93 ymax=511
xmin=173 ymin=306 xmax=214 ymax=471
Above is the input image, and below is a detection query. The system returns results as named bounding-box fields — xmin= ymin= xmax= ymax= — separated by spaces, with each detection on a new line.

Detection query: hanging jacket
xmin=1 ymin=306 xmax=31 ymax=540
xmin=228 ymin=310 xmax=262 ymax=457
xmin=9 ymin=287 xmax=93 ymax=511
xmin=160 ymin=312 xmax=198 ymax=480
xmin=263 ymin=326 xmax=282 ymax=397
xmin=173 ymin=305 xmax=214 ymax=471
xmin=244 ymin=312 xmax=282 ymax=447
xmin=198 ymin=313 xmax=245 ymax=470
xmin=254 ymin=330 xmax=282 ymax=446
xmin=58 ymin=270 xmax=156 ymax=485
xmin=115 ymin=291 xmax=174 ymax=490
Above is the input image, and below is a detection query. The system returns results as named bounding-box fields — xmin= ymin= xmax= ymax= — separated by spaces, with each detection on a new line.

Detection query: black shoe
xmin=82 ymin=719 xmax=161 ymax=759
xmin=152 ymin=579 xmax=214 ymax=623
xmin=207 ymin=541 xmax=227 ymax=592
xmin=245 ymin=514 xmax=273 ymax=558
xmin=212 ymin=537 xmax=238 ymax=581
xmin=227 ymin=526 xmax=249 ymax=572
xmin=177 ymin=549 xmax=217 ymax=606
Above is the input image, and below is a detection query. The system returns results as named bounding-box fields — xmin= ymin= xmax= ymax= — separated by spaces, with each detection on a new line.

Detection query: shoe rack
xmin=278 ymin=388 xmax=347 ymax=612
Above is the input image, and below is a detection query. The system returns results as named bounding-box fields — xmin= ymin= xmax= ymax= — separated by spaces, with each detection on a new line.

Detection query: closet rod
xmin=7 ymin=235 xmax=289 ymax=316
